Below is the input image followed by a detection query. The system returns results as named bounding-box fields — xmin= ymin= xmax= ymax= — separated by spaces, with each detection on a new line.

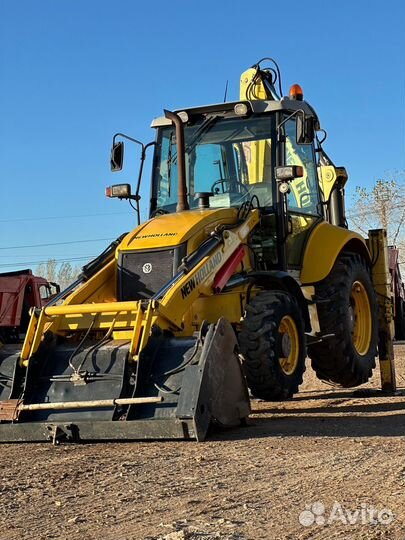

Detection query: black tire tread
xmin=308 ymin=253 xmax=377 ymax=387
xmin=239 ymin=290 xmax=306 ymax=400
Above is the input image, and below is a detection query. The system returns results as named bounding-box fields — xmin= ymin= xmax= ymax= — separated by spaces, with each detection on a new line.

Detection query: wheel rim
xmin=350 ymin=280 xmax=372 ymax=355
xmin=278 ymin=315 xmax=299 ymax=375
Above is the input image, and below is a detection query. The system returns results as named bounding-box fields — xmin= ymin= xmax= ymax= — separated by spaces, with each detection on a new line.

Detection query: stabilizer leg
xmin=368 ymin=229 xmax=397 ymax=393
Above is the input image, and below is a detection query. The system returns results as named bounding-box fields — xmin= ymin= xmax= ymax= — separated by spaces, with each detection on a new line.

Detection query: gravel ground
xmin=0 ymin=347 xmax=404 ymax=540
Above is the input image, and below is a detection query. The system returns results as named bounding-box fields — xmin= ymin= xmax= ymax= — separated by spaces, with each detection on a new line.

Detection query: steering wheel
xmin=210 ymin=178 xmax=249 ymax=195
xmin=150 ymin=208 xmax=169 ymax=217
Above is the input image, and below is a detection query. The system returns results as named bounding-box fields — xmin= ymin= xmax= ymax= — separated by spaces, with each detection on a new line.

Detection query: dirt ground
xmin=0 ymin=347 xmax=404 ymax=540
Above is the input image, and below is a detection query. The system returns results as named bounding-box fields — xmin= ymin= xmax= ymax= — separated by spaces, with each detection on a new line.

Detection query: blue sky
xmin=1 ymin=0 xmax=404 ymax=272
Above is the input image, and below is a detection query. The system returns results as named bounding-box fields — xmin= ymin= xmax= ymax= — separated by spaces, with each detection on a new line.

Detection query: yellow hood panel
xmin=119 ymin=208 xmax=238 ymax=251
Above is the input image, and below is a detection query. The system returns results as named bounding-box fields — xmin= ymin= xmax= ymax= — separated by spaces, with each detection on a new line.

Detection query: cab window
xmin=153 ymin=114 xmax=277 ymax=212
xmin=285 ymin=119 xmax=320 ymax=215
xmin=193 ymin=144 xmax=226 ymax=194
xmin=39 ymin=285 xmax=51 ymax=300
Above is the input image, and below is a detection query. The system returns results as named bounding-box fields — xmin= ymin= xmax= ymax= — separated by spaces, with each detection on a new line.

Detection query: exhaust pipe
xmin=164 ymin=109 xmax=189 ymax=212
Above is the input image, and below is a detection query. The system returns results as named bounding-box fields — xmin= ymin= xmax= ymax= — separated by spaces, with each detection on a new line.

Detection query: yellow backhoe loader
xmin=0 ymin=58 xmax=396 ymax=443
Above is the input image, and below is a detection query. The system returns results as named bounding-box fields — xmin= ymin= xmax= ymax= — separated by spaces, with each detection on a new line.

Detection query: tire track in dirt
xmin=0 ymin=349 xmax=404 ymax=540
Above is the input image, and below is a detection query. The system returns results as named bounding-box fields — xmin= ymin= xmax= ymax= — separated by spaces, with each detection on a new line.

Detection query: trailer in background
xmin=388 ymin=247 xmax=405 ymax=340
xmin=0 ymin=270 xmax=59 ymax=343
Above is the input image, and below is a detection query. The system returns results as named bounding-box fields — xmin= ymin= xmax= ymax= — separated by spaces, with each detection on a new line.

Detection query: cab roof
xmin=150 ymin=98 xmax=318 ymax=128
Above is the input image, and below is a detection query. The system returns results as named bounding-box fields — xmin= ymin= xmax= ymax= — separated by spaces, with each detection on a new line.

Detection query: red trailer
xmin=388 ymin=247 xmax=405 ymax=339
xmin=0 ymin=270 xmax=59 ymax=342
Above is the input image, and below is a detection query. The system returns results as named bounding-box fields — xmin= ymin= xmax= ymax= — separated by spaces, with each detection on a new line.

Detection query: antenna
xmin=223 ymin=80 xmax=229 ymax=102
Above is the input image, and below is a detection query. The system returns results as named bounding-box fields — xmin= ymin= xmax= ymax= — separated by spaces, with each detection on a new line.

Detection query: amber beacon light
xmin=289 ymin=84 xmax=304 ymax=101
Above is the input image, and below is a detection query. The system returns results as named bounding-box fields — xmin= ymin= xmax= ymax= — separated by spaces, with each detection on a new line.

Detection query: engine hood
xmin=118 ymin=208 xmax=238 ymax=252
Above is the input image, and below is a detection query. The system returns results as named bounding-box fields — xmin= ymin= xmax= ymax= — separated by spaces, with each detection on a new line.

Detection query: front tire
xmin=239 ymin=290 xmax=306 ymax=400
xmin=308 ymin=253 xmax=378 ymax=387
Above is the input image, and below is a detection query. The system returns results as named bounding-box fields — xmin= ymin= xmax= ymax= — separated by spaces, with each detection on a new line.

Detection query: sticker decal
xmin=181 ymin=252 xmax=222 ymax=299
xmin=134 ymin=232 xmax=178 ymax=240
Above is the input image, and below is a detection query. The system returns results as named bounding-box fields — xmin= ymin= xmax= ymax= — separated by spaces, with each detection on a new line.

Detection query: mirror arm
xmin=276 ymin=109 xmax=305 ymax=137
xmin=134 ymin=141 xmax=156 ymax=226
xmin=112 ymin=132 xmax=144 ymax=151
xmin=112 ymin=134 xmax=156 ymax=226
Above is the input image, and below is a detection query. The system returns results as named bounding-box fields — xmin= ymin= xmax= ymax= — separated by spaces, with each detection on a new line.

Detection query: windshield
xmin=151 ymin=114 xmax=276 ymax=213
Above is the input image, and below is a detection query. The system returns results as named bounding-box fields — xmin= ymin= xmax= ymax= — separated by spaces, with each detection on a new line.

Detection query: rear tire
xmin=239 ymin=290 xmax=306 ymax=400
xmin=308 ymin=253 xmax=377 ymax=387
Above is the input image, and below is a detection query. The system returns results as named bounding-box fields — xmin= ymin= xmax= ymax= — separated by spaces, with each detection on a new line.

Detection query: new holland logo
xmin=181 ymin=252 xmax=222 ymax=299
xmin=142 ymin=263 xmax=153 ymax=274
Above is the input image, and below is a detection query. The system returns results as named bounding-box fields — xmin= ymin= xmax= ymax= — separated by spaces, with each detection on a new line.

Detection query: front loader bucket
xmin=0 ymin=318 xmax=250 ymax=443
xmin=131 ymin=317 xmax=251 ymax=441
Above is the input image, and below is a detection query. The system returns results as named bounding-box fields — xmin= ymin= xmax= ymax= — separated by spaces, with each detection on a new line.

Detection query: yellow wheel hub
xmin=350 ymin=281 xmax=372 ymax=356
xmin=278 ymin=315 xmax=299 ymax=375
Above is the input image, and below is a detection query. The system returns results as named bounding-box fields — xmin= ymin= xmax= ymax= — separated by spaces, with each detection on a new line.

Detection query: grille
xmin=118 ymin=248 xmax=175 ymax=301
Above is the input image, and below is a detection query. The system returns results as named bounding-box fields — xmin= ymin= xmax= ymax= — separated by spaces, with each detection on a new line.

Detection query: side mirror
xmin=296 ymin=114 xmax=315 ymax=145
xmin=49 ymin=282 xmax=61 ymax=294
xmin=110 ymin=141 xmax=124 ymax=171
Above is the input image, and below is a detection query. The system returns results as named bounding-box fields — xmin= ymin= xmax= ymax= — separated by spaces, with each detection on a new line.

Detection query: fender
xmin=300 ymin=222 xmax=370 ymax=285
xmin=249 ymin=270 xmax=311 ymax=332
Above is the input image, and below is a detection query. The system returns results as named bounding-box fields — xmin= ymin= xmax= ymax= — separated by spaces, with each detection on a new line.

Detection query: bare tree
xmin=35 ymin=259 xmax=58 ymax=283
xmin=35 ymin=260 xmax=81 ymax=290
xmin=57 ymin=262 xmax=77 ymax=290
xmin=348 ymin=171 xmax=405 ymax=256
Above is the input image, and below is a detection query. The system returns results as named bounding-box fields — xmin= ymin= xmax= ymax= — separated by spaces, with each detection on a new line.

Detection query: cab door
xmin=284 ymin=118 xmax=323 ymax=269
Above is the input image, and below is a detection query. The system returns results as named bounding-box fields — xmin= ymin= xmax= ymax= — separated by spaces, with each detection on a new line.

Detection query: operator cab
xmin=150 ymin=100 xmax=321 ymax=220
xmin=108 ymin=91 xmax=325 ymax=272
xmin=149 ymin=99 xmax=323 ymax=271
